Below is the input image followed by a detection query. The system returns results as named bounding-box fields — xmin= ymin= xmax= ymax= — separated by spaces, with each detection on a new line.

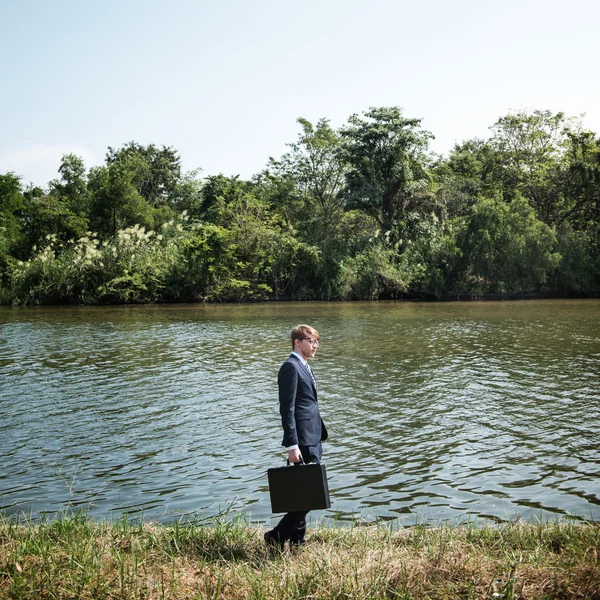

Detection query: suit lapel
xmin=291 ymin=354 xmax=317 ymax=396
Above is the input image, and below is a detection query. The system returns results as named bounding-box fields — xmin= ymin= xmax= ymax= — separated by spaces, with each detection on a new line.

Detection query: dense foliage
xmin=1 ymin=109 xmax=599 ymax=304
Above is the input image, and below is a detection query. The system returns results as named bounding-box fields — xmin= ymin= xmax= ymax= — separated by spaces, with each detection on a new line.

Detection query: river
xmin=1 ymin=300 xmax=599 ymax=527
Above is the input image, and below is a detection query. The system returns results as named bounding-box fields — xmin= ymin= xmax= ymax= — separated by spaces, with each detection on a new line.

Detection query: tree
xmin=197 ymin=175 xmax=255 ymax=223
xmin=559 ymin=129 xmax=600 ymax=229
xmin=340 ymin=106 xmax=434 ymax=235
xmin=264 ymin=117 xmax=357 ymax=298
xmin=105 ymin=142 xmax=182 ymax=207
xmin=48 ymin=154 xmax=90 ymax=216
xmin=458 ymin=194 xmax=559 ymax=294
xmin=432 ymin=139 xmax=492 ymax=219
xmin=0 ymin=173 xmax=25 ymax=281
xmin=486 ymin=109 xmax=577 ymax=224
xmin=268 ymin=117 xmax=347 ymax=227
xmin=0 ymin=174 xmax=24 ymax=245
xmin=88 ymin=157 xmax=155 ymax=236
xmin=552 ymin=130 xmax=600 ymax=293
xmin=177 ymin=175 xmax=309 ymax=301
xmin=169 ymin=168 xmax=204 ymax=217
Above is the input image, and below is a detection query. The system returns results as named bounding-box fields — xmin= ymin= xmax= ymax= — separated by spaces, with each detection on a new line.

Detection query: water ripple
xmin=1 ymin=300 xmax=599 ymax=526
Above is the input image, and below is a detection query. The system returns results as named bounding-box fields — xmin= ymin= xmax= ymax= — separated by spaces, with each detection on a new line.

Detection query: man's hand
xmin=288 ymin=447 xmax=302 ymax=463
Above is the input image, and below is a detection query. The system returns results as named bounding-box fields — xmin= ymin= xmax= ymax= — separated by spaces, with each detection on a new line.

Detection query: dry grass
xmin=1 ymin=515 xmax=599 ymax=599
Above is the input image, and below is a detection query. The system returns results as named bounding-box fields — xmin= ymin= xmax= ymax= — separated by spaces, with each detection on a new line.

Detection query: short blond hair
xmin=291 ymin=324 xmax=320 ymax=349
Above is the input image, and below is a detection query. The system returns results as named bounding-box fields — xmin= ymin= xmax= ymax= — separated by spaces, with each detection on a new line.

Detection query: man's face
xmin=296 ymin=335 xmax=319 ymax=360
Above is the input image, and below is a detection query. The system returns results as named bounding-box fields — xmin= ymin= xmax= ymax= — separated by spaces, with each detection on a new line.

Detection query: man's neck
xmin=291 ymin=351 xmax=308 ymax=364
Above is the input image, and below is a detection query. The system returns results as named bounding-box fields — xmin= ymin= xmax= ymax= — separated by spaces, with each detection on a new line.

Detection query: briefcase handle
xmin=286 ymin=457 xmax=320 ymax=466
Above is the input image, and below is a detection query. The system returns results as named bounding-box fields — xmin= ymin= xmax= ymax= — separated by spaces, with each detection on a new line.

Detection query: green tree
xmin=180 ymin=175 xmax=307 ymax=300
xmin=197 ymin=175 xmax=256 ymax=223
xmin=432 ymin=139 xmax=491 ymax=219
xmin=559 ymin=129 xmax=600 ymax=229
xmin=552 ymin=225 xmax=600 ymax=294
xmin=340 ymin=106 xmax=434 ymax=235
xmin=86 ymin=142 xmax=186 ymax=236
xmin=169 ymin=168 xmax=204 ymax=217
xmin=552 ymin=130 xmax=600 ymax=293
xmin=265 ymin=117 xmax=358 ymax=298
xmin=105 ymin=142 xmax=183 ymax=208
xmin=17 ymin=189 xmax=89 ymax=261
xmin=458 ymin=194 xmax=559 ymax=295
xmin=48 ymin=154 xmax=90 ymax=216
xmin=0 ymin=173 xmax=25 ymax=283
xmin=268 ymin=117 xmax=347 ymax=226
xmin=486 ymin=109 xmax=577 ymax=224
xmin=88 ymin=156 xmax=156 ymax=236
xmin=338 ymin=242 xmax=409 ymax=300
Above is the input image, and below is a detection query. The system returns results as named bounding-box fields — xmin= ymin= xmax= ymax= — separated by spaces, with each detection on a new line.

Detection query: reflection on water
xmin=0 ymin=300 xmax=599 ymax=526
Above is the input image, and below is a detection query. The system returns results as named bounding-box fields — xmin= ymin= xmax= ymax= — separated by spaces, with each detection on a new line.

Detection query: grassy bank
xmin=1 ymin=515 xmax=599 ymax=599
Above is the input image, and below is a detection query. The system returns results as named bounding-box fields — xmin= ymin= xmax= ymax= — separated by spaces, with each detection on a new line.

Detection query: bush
xmin=457 ymin=194 xmax=560 ymax=294
xmin=8 ymin=222 xmax=184 ymax=305
xmin=338 ymin=243 xmax=409 ymax=300
xmin=552 ymin=225 xmax=600 ymax=293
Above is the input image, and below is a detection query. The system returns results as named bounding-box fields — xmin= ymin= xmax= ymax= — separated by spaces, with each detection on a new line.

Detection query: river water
xmin=1 ymin=300 xmax=599 ymax=527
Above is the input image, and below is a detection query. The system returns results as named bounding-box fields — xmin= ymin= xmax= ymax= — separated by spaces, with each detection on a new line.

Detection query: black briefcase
xmin=267 ymin=462 xmax=331 ymax=513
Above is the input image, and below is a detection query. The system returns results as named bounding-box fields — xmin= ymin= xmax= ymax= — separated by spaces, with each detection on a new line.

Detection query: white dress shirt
xmin=285 ymin=351 xmax=311 ymax=451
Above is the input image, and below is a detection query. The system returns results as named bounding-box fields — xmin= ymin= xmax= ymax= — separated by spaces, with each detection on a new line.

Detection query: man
xmin=264 ymin=324 xmax=328 ymax=550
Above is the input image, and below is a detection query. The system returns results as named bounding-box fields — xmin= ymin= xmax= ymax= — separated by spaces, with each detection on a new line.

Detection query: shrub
xmin=8 ymin=222 xmax=184 ymax=305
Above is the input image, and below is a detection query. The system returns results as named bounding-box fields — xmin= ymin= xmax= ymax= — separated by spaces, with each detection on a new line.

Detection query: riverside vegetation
xmin=1 ymin=107 xmax=599 ymax=304
xmin=0 ymin=514 xmax=599 ymax=599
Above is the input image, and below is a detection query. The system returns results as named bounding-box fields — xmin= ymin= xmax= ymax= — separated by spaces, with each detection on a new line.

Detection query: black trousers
xmin=273 ymin=443 xmax=322 ymax=543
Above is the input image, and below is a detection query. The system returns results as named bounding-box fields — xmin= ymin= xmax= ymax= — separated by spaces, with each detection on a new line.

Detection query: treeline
xmin=1 ymin=107 xmax=599 ymax=304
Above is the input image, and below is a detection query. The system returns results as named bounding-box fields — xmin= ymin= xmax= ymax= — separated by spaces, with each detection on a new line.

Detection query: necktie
xmin=304 ymin=362 xmax=317 ymax=389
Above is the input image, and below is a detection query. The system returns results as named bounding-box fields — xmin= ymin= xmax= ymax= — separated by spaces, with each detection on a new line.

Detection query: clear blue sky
xmin=1 ymin=0 xmax=598 ymax=187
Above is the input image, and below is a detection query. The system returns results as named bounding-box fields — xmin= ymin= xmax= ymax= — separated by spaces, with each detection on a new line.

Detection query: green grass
xmin=1 ymin=514 xmax=599 ymax=599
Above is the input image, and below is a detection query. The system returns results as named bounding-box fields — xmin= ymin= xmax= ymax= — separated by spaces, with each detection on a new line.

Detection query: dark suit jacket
xmin=278 ymin=353 xmax=328 ymax=448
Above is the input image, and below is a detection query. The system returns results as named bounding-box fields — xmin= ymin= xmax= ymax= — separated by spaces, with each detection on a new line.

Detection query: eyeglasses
xmin=301 ymin=337 xmax=319 ymax=347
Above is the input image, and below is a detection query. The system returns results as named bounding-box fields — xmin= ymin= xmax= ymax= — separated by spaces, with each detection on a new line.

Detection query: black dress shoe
xmin=289 ymin=538 xmax=306 ymax=551
xmin=290 ymin=525 xmax=306 ymax=549
xmin=264 ymin=530 xmax=285 ymax=551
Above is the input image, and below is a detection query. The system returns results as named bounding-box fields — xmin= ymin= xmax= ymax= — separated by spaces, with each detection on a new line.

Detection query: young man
xmin=265 ymin=324 xmax=328 ymax=549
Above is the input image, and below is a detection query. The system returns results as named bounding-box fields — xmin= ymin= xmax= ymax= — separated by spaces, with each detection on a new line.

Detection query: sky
xmin=1 ymin=0 xmax=599 ymax=188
